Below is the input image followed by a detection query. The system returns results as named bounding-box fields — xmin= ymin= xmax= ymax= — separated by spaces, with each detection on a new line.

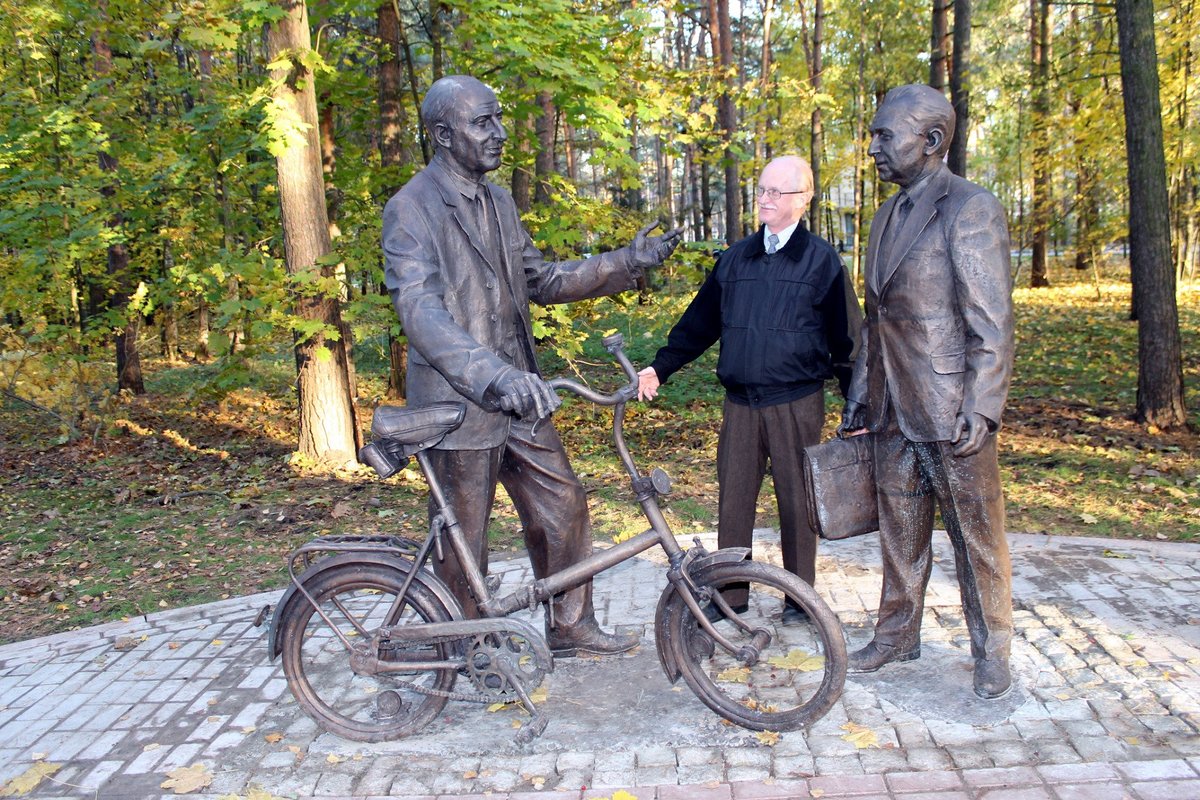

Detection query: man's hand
xmin=495 ymin=370 xmax=561 ymax=420
xmin=637 ymin=366 xmax=661 ymax=401
xmin=837 ymin=400 xmax=866 ymax=438
xmin=951 ymin=411 xmax=992 ymax=457
xmin=629 ymin=222 xmax=683 ymax=268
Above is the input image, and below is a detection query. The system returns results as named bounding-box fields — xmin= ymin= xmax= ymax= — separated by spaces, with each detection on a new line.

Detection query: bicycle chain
xmin=373 ymin=635 xmax=532 ymax=706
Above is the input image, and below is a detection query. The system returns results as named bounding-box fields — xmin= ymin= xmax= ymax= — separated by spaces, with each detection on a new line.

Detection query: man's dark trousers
xmin=716 ymin=390 xmax=824 ymax=603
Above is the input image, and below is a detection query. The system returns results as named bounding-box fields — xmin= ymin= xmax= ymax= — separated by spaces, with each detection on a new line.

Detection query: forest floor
xmin=1 ymin=265 xmax=1198 ymax=644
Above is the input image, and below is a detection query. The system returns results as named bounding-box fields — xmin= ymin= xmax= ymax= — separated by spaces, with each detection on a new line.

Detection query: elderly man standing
xmin=840 ymin=84 xmax=1015 ymax=699
xmin=382 ymin=75 xmax=680 ymax=656
xmin=638 ymin=155 xmax=860 ymax=613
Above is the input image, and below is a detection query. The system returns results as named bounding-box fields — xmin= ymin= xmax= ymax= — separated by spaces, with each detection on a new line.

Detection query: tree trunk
xmin=378 ymin=0 xmax=415 ymax=398
xmin=535 ymin=91 xmax=557 ymax=207
xmin=1029 ymin=0 xmax=1051 ymax=287
xmin=93 ymin=1 xmax=144 ymax=395
xmin=809 ymin=0 xmax=824 ymax=238
xmin=948 ymin=0 xmax=970 ymax=177
xmin=266 ymin=0 xmax=360 ymax=465
xmin=378 ymin=0 xmax=417 ymax=196
xmin=710 ymin=0 xmax=740 ymax=241
xmin=1116 ymin=0 xmax=1188 ymax=429
xmin=930 ymin=0 xmax=948 ymax=90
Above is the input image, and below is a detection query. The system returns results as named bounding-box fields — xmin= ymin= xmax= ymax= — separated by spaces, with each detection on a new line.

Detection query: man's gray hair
xmin=881 ymin=84 xmax=955 ymax=155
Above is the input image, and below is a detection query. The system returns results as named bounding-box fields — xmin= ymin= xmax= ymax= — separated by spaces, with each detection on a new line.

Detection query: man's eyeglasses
xmin=755 ymin=187 xmax=810 ymax=201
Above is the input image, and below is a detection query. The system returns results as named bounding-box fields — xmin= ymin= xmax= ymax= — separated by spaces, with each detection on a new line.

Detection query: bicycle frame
xmin=382 ymin=334 xmax=750 ymax=657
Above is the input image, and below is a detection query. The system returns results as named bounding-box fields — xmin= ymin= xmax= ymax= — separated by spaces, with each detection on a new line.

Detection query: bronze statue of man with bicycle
xmin=381 ymin=75 xmax=681 ymax=657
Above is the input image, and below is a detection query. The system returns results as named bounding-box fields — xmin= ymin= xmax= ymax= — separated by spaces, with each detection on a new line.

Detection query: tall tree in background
xmin=930 ymin=0 xmax=948 ymax=89
xmin=710 ymin=0 xmax=741 ymax=240
xmin=92 ymin=0 xmax=144 ymax=395
xmin=810 ymin=0 xmax=826 ymax=237
xmin=947 ymin=0 xmax=970 ymax=176
xmin=1028 ymin=0 xmax=1052 ymax=287
xmin=378 ymin=0 xmax=417 ymax=399
xmin=265 ymin=0 xmax=360 ymax=464
xmin=1116 ymin=0 xmax=1188 ymax=429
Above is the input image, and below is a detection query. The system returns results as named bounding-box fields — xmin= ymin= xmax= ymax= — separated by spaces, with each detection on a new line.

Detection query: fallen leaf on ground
xmin=840 ymin=722 xmax=879 ymax=749
xmin=767 ymin=649 xmax=824 ymax=671
xmin=0 ymin=762 xmax=61 ymax=796
xmin=264 ymin=732 xmax=283 ymax=744
xmin=160 ymin=764 xmax=212 ymax=794
xmin=716 ymin=666 xmax=750 ymax=683
xmin=755 ymin=730 xmax=781 ymax=746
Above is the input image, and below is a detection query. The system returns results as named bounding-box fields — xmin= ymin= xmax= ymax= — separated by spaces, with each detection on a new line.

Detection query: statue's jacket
xmin=847 ymin=163 xmax=1014 ymax=443
xmin=383 ymin=157 xmax=642 ymax=450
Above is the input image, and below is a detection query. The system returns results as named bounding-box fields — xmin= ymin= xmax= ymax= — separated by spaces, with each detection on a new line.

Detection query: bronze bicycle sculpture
xmin=264 ymin=334 xmax=848 ymax=743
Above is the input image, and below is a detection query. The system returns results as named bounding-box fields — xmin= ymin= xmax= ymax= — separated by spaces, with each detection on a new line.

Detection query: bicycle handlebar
xmin=548 ymin=334 xmax=639 ymax=406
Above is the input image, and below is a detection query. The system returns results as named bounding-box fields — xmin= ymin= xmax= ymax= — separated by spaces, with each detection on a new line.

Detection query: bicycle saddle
xmin=358 ymin=402 xmax=465 ymax=478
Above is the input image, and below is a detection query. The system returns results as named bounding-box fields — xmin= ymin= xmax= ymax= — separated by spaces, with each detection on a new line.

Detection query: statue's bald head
xmin=879 ymin=84 xmax=955 ymax=157
xmin=421 ymin=75 xmax=494 ymax=142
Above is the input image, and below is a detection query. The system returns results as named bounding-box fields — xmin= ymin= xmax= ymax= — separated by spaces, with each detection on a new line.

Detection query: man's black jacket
xmin=649 ymin=225 xmax=862 ymax=407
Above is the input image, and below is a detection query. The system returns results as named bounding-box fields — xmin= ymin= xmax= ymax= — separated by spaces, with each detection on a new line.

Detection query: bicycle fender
xmin=653 ymin=547 xmax=752 ymax=682
xmin=266 ymin=552 xmax=462 ymax=662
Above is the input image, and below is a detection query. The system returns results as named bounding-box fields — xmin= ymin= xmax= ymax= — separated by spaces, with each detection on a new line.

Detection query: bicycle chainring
xmin=464 ymin=630 xmax=547 ymax=700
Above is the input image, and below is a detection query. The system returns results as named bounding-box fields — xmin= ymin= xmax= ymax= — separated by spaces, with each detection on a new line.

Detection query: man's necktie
xmin=766 ymin=233 xmax=779 ymax=254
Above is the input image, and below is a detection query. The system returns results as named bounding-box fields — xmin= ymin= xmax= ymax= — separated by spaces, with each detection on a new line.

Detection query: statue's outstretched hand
xmin=495 ymin=370 xmax=561 ymax=420
xmin=629 ymin=222 xmax=683 ymax=268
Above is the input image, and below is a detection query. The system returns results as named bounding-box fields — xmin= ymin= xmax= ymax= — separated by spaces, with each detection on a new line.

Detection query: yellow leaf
xmin=143 ymin=743 xmax=161 ymax=751
xmin=767 ymin=649 xmax=825 ymax=671
xmin=810 ymin=790 xmax=826 ymax=798
xmin=326 ymin=754 xmax=342 ymax=764
xmin=241 ymin=726 xmax=256 ymax=734
xmin=486 ymin=702 xmax=507 ymax=712
xmin=160 ymin=764 xmax=212 ymax=794
xmin=264 ymin=732 xmax=284 ymax=744
xmin=211 ymin=639 xmax=223 ymax=647
xmin=716 ymin=666 xmax=750 ymax=682
xmin=0 ymin=762 xmax=61 ymax=796
xmin=840 ymin=722 xmax=879 ymax=749
xmin=462 ymin=770 xmax=478 ymax=780
xmin=755 ymin=730 xmax=781 ymax=746
xmin=613 ymin=792 xmax=641 ymax=800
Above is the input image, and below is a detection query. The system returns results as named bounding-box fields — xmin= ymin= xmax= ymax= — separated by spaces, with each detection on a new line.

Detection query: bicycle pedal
xmin=515 ymin=712 xmax=549 ymax=745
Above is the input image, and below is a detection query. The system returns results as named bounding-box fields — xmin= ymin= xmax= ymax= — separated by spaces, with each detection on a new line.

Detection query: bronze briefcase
xmin=801 ymin=433 xmax=879 ymax=540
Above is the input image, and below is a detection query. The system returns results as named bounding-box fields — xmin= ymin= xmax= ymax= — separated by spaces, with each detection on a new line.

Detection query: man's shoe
xmin=974 ymin=659 xmax=1012 ymax=699
xmin=547 ymin=621 xmax=640 ymax=658
xmin=847 ymin=640 xmax=921 ymax=673
xmin=703 ymin=600 xmax=749 ymax=624
xmin=781 ymin=601 xmax=808 ymax=624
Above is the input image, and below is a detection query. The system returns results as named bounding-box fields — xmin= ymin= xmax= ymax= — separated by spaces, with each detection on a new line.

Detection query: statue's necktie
xmin=766 ymin=233 xmax=780 ymax=254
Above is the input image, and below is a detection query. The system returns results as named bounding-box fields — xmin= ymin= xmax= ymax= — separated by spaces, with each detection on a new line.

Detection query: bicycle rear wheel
xmin=278 ymin=562 xmax=458 ymax=741
xmin=664 ymin=560 xmax=846 ymax=730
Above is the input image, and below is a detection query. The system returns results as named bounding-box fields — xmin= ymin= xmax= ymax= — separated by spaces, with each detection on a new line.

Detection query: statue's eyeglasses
xmin=755 ymin=187 xmax=809 ymax=201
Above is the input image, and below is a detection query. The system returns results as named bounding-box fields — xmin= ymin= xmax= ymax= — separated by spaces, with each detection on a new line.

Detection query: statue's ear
xmin=433 ymin=122 xmax=453 ymax=150
xmin=924 ymin=127 xmax=945 ymax=155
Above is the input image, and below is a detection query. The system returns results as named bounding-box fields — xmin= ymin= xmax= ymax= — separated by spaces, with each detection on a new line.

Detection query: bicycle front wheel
xmin=278 ymin=562 xmax=458 ymax=742
xmin=663 ymin=560 xmax=846 ymax=731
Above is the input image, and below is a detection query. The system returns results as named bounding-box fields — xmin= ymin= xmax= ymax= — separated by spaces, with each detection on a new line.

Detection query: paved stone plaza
xmin=0 ymin=531 xmax=1197 ymax=799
